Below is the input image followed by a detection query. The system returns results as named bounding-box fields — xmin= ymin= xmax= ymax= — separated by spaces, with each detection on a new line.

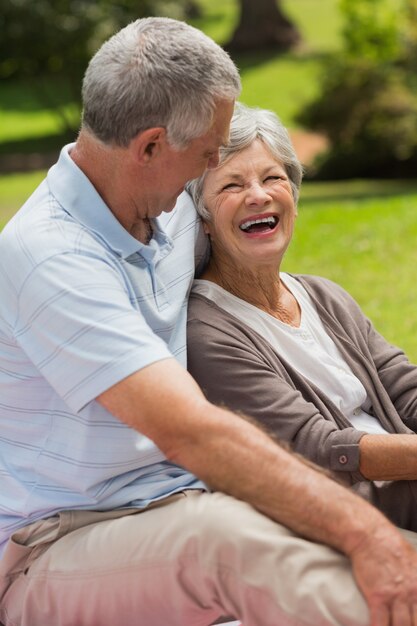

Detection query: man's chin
xmin=164 ymin=195 xmax=182 ymax=213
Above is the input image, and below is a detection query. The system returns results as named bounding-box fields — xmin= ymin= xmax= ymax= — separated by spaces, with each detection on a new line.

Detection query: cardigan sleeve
xmin=187 ymin=295 xmax=366 ymax=484
xmin=365 ymin=319 xmax=417 ymax=432
xmin=300 ymin=274 xmax=417 ymax=435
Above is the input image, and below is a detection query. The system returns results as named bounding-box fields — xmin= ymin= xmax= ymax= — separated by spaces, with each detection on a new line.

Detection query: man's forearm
xmin=168 ymin=402 xmax=390 ymax=558
xmin=98 ymin=359 xmax=397 ymax=557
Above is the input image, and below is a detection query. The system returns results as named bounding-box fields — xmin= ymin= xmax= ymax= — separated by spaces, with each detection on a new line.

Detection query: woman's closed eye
xmin=265 ymin=175 xmax=286 ymax=183
xmin=221 ymin=182 xmax=242 ymax=192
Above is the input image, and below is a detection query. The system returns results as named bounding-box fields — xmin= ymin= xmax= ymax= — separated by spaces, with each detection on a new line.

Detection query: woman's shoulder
xmin=188 ymin=289 xmax=242 ymax=328
xmin=289 ymin=273 xmax=356 ymax=301
xmin=289 ymin=273 xmax=366 ymax=324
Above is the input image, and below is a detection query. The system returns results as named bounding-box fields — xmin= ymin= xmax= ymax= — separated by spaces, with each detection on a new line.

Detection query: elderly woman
xmin=186 ymin=102 xmax=417 ymax=531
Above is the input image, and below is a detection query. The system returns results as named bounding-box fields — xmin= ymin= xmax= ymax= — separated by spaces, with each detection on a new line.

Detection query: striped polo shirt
xmin=0 ymin=145 xmax=207 ymax=557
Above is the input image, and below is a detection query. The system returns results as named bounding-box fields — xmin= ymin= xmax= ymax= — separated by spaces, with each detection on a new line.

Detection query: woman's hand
xmin=359 ymin=433 xmax=417 ymax=480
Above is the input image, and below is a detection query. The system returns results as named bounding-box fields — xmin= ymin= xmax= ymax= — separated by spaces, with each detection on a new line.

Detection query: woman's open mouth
xmin=239 ymin=214 xmax=279 ymax=235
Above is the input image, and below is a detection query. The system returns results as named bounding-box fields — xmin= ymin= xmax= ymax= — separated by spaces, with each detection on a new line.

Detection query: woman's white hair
xmin=187 ymin=102 xmax=303 ymax=219
xmin=81 ymin=17 xmax=241 ymax=148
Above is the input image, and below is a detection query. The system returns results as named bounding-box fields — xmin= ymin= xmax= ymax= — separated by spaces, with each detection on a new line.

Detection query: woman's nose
xmin=245 ymin=182 xmax=271 ymax=205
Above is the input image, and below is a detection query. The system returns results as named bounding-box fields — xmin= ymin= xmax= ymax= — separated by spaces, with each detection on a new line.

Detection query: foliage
xmin=297 ymin=0 xmax=417 ymax=178
xmin=0 ymin=0 xmax=193 ymax=133
xmin=339 ymin=0 xmax=401 ymax=62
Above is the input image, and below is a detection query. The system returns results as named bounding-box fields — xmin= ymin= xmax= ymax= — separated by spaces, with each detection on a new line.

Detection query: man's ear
xmin=130 ymin=127 xmax=167 ymax=165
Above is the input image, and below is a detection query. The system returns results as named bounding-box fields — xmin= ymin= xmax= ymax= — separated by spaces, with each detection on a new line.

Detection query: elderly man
xmin=0 ymin=16 xmax=417 ymax=626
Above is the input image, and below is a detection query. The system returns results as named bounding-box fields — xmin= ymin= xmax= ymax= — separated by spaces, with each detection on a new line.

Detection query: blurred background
xmin=1 ymin=0 xmax=417 ymax=359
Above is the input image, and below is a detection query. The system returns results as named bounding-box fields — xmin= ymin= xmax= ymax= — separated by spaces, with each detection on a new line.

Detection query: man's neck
xmin=70 ymin=131 xmax=148 ymax=240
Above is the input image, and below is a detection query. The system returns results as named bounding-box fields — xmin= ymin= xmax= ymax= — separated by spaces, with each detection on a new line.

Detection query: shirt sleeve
xmin=14 ymin=252 xmax=173 ymax=412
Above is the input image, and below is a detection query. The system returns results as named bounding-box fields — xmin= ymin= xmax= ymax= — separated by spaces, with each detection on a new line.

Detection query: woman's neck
xmin=202 ymin=256 xmax=301 ymax=327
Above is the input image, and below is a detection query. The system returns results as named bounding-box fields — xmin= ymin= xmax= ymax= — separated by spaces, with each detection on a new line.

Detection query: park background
xmin=1 ymin=0 xmax=417 ymax=358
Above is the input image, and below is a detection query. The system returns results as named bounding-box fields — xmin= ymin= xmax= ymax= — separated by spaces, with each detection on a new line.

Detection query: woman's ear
xmin=203 ymin=221 xmax=211 ymax=235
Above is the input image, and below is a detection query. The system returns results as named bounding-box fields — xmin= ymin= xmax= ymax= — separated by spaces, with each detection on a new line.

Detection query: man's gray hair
xmin=187 ymin=103 xmax=303 ymax=219
xmin=81 ymin=17 xmax=241 ymax=148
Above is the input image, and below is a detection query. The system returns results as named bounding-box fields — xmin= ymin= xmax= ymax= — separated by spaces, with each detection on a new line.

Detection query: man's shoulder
xmin=4 ymin=195 xmax=75 ymax=252
xmin=0 ymin=182 xmax=109 ymax=292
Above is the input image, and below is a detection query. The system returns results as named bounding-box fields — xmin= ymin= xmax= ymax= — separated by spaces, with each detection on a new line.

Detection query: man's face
xmin=152 ymin=100 xmax=234 ymax=215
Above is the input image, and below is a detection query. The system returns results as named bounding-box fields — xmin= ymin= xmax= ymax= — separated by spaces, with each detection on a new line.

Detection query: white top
xmin=192 ymin=273 xmax=389 ymax=435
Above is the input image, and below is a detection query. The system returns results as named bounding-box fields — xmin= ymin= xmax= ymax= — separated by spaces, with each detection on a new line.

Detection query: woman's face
xmin=202 ymin=139 xmax=297 ymax=270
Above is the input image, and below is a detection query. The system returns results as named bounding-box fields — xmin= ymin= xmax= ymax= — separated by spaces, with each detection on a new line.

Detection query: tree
xmin=0 ymin=0 xmax=193 ymax=135
xmin=225 ymin=0 xmax=301 ymax=53
xmin=297 ymin=0 xmax=417 ymax=179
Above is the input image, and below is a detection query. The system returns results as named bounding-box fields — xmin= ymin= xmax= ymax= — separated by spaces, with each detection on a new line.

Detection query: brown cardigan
xmin=187 ymin=274 xmax=417 ymax=530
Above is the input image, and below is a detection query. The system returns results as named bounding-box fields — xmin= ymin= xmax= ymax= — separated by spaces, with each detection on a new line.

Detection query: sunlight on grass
xmin=283 ymin=0 xmax=342 ymax=52
xmin=0 ymin=80 xmax=80 ymax=142
xmin=190 ymin=0 xmax=238 ymax=44
xmin=0 ymin=111 xmax=65 ymax=142
xmin=0 ymin=170 xmax=46 ymax=227
xmin=239 ymin=56 xmax=322 ymax=128
xmin=0 ymin=107 xmax=79 ymax=142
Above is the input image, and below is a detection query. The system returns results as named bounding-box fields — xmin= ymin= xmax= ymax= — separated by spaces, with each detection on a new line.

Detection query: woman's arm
xmin=366 ymin=319 xmax=417 ymax=432
xmin=187 ymin=302 xmax=366 ymax=481
xmin=359 ymin=433 xmax=417 ymax=480
xmin=188 ymin=293 xmax=417 ymax=483
xmin=301 ymin=274 xmax=417 ymax=433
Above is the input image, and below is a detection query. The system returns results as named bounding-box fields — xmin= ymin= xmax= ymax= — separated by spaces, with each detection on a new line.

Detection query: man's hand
xmin=350 ymin=526 xmax=417 ymax=626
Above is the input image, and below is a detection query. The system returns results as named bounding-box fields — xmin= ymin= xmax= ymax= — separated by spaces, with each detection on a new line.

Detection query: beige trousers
xmin=1 ymin=490 xmax=416 ymax=626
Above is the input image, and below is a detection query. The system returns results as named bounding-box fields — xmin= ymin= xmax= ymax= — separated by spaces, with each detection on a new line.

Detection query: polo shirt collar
xmin=47 ymin=144 xmax=173 ymax=261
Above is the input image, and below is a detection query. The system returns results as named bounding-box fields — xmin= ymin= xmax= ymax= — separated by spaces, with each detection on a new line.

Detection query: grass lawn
xmin=0 ymin=170 xmax=46 ymax=226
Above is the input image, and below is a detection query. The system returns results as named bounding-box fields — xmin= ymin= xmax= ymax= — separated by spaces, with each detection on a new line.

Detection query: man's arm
xmin=98 ymin=358 xmax=417 ymax=626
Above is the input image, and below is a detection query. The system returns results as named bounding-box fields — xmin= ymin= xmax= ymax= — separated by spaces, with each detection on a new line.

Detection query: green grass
xmin=283 ymin=179 xmax=417 ymax=362
xmin=0 ymin=170 xmax=46 ymax=226
xmin=0 ymin=78 xmax=80 ymax=144
xmin=238 ymin=54 xmax=322 ymax=128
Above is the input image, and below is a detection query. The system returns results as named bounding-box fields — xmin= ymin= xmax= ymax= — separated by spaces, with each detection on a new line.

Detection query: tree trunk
xmin=226 ymin=0 xmax=301 ymax=53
